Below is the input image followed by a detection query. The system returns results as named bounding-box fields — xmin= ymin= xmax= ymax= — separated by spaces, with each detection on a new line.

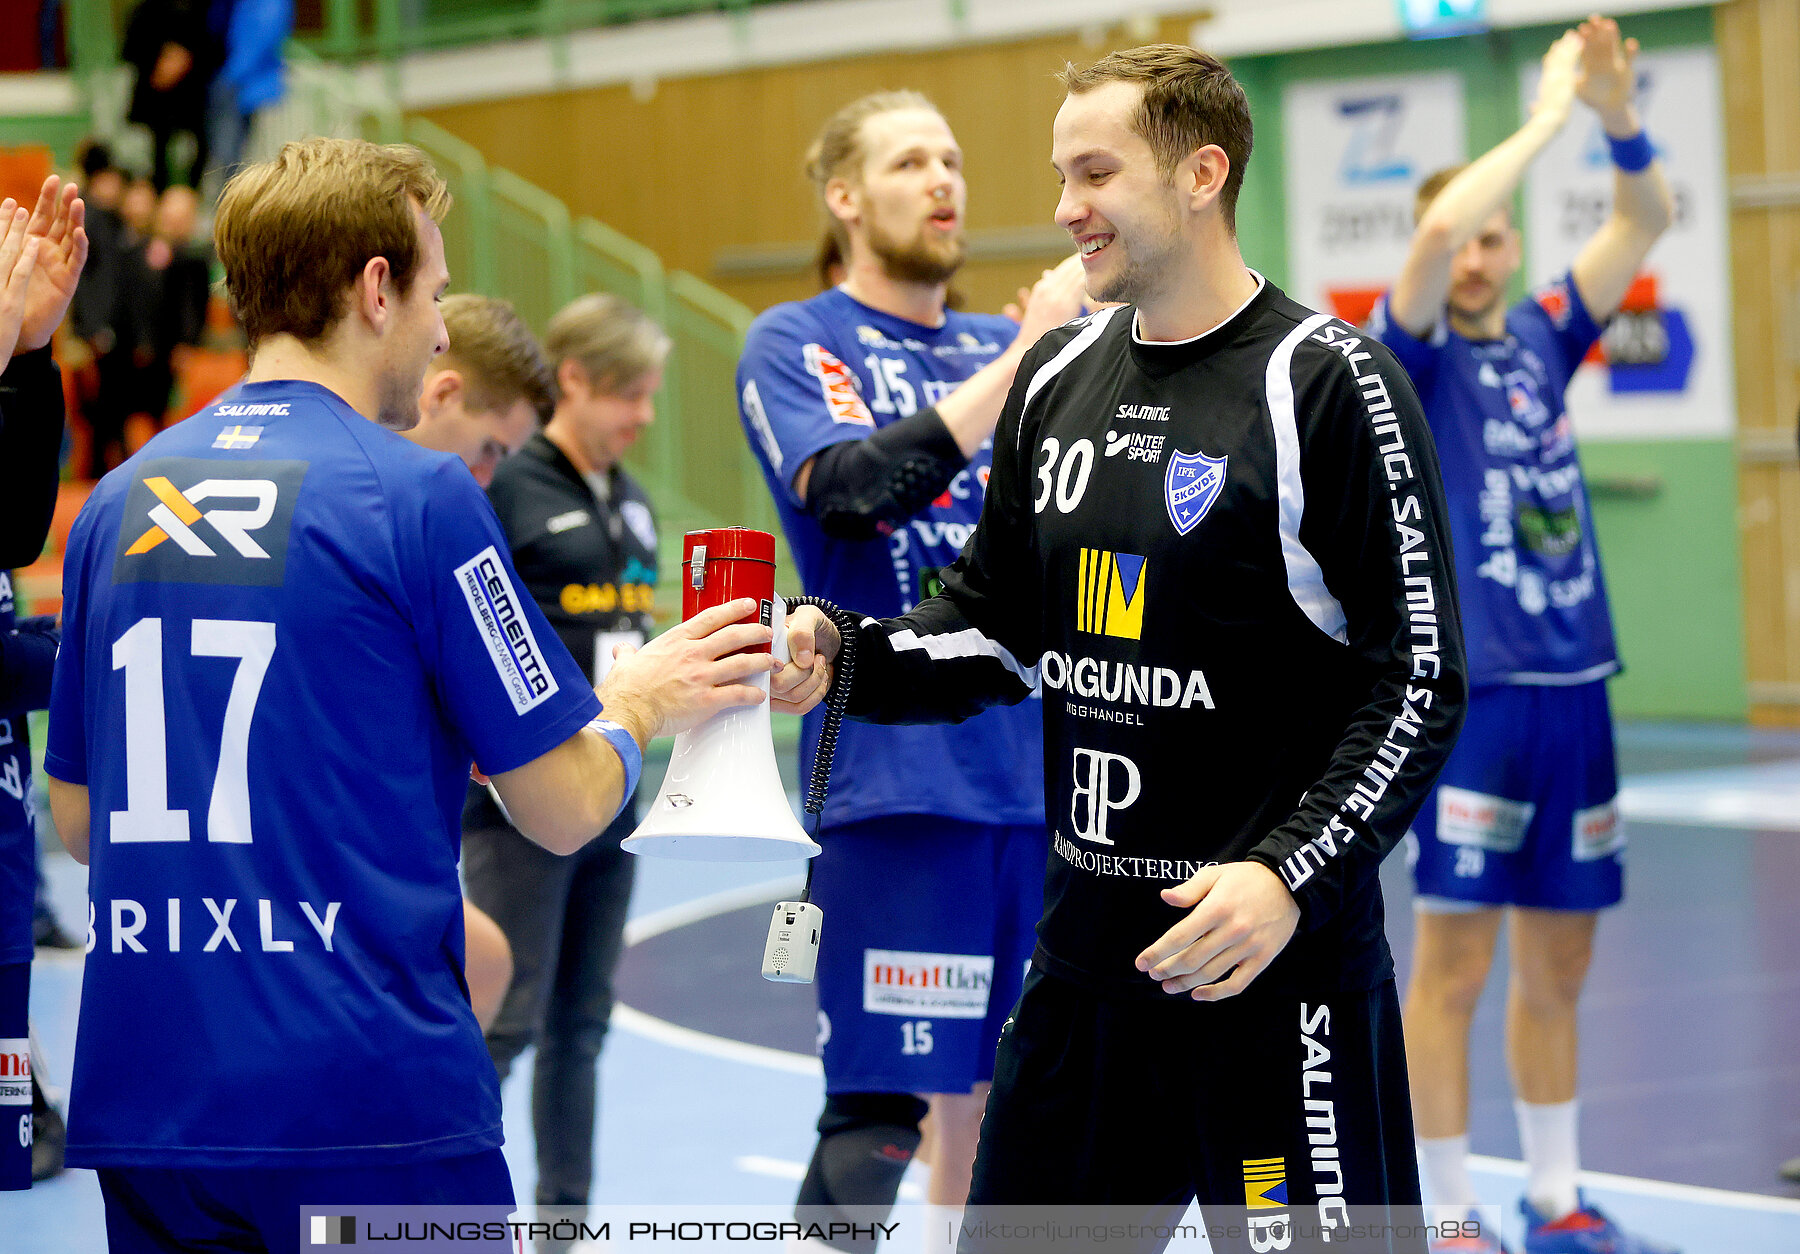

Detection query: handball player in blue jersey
xmin=43 ymin=137 xmax=797 ymax=1254
xmin=1368 ymin=18 xmax=1676 ymax=1254
xmin=737 ymin=92 xmax=1086 ymax=1249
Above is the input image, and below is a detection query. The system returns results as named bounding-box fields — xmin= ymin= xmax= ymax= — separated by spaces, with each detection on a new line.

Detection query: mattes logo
xmin=113 ymin=459 xmax=307 ymax=588
xmin=1076 ymin=549 xmax=1147 ymax=640
xmin=1069 ymin=748 xmax=1140 ymax=846
xmin=862 ymin=949 xmax=994 ymax=1018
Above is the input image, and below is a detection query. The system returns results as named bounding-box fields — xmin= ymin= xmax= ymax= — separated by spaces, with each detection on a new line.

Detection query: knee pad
xmin=796 ymin=1093 xmax=929 ymax=1252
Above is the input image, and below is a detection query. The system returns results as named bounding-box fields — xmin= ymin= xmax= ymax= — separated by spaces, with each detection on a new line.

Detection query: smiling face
xmin=1052 ymin=80 xmax=1187 ymax=309
xmin=839 ymin=107 xmax=968 ymax=286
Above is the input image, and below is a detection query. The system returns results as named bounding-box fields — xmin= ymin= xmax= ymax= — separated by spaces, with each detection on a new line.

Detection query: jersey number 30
xmin=110 ymin=616 xmax=276 ymax=845
xmin=1034 ymin=437 xmax=1094 ymax=514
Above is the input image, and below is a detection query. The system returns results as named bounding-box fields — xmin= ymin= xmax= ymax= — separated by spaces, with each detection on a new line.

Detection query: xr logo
xmin=125 ymin=477 xmax=279 ymax=559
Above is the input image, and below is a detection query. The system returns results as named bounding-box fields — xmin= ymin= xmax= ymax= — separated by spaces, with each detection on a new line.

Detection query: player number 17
xmin=110 ymin=616 xmax=276 ymax=845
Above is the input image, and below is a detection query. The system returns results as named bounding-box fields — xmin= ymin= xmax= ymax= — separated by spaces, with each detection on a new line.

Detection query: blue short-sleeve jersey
xmin=44 ymin=380 xmax=599 ymax=1168
xmin=1370 ymin=274 xmax=1619 ymax=686
xmin=737 ymin=289 xmax=1044 ymax=827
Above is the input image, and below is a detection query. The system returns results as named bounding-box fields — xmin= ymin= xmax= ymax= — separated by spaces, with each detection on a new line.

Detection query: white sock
xmin=1417 ymin=1133 xmax=1477 ymax=1209
xmin=1516 ymin=1099 xmax=1581 ymax=1220
xmin=922 ymin=1203 xmax=962 ymax=1254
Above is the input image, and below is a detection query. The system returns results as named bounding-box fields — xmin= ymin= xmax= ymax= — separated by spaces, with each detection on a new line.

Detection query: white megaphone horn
xmin=622 ymin=527 xmax=821 ymax=862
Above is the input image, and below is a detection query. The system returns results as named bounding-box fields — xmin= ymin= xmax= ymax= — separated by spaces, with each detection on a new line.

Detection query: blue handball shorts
xmin=812 ymin=815 xmax=1046 ymax=1096
xmin=97 ymin=1147 xmax=515 ymax=1253
xmin=1408 ymin=680 xmax=1623 ymax=913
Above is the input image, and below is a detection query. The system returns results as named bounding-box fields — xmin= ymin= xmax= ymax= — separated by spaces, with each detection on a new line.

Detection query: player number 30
xmin=109 ymin=616 xmax=276 ymax=845
xmin=1034 ymin=437 xmax=1095 ymax=514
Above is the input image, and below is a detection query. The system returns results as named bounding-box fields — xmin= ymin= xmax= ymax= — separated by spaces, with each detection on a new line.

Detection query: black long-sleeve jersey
xmin=464 ymin=432 xmax=659 ymax=828
xmin=844 ymin=279 xmax=1468 ymax=996
xmin=0 ymin=347 xmax=67 ymax=569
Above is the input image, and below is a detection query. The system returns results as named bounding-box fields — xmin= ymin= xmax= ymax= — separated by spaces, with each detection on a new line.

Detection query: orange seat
xmin=0 ymin=145 xmax=54 ymax=215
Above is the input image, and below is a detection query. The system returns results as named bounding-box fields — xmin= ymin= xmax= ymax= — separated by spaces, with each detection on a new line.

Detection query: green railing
xmin=48 ymin=6 xmax=788 ymax=617
xmin=390 ymin=113 xmax=786 ymax=604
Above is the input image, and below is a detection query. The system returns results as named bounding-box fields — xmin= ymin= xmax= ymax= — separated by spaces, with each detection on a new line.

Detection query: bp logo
xmin=1164 ymin=449 xmax=1227 ymax=536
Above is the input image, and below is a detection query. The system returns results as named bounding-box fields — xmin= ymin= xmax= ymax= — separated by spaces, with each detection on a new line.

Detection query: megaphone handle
xmin=784 ymin=595 xmax=861 ymax=861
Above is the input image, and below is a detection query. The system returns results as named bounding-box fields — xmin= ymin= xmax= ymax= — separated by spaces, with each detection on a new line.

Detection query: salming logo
xmin=124 ymin=476 xmax=279 ymax=559
xmin=1076 ymin=549 xmax=1146 ymax=640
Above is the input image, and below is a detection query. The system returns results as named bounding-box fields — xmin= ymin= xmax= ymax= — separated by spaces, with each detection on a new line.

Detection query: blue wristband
xmin=588 ymin=717 xmax=643 ymax=804
xmin=1606 ymin=130 xmax=1654 ymax=173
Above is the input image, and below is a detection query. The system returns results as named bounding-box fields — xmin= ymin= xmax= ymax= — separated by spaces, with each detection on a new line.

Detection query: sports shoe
xmin=1520 ymin=1194 xmax=1679 ymax=1253
xmin=31 ymin=1072 xmax=65 ymax=1182
xmin=1429 ymin=1208 xmax=1510 ymax=1253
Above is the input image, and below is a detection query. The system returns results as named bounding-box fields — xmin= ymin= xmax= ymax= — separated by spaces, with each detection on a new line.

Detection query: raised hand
xmin=16 ymin=176 xmax=89 ymax=354
xmin=0 ymin=199 xmax=42 ymax=363
xmin=1574 ymin=15 xmax=1642 ymax=127
xmin=1532 ymin=28 xmax=1585 ymax=124
xmin=1013 ymin=253 xmax=1090 ymax=347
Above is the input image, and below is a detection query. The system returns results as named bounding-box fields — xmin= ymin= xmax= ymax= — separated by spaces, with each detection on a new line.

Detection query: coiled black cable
xmin=784 ymin=595 xmax=859 ymax=903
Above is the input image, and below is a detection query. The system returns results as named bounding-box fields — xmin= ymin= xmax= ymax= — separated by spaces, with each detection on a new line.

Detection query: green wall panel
xmin=1584 ymin=439 xmax=1745 ymax=720
xmin=0 ymin=115 xmax=90 ymax=166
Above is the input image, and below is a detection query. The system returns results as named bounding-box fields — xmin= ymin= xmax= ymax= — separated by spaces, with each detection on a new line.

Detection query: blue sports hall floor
xmin=6 ymin=722 xmax=1799 ymax=1252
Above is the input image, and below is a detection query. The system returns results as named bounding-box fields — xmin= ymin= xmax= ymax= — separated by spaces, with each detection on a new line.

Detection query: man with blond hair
xmin=739 ymin=89 xmax=1086 ymax=1250
xmin=462 ymin=292 xmax=670 ymax=1238
xmin=779 ymin=45 xmax=1463 ymax=1250
xmin=407 ymin=292 xmax=555 ymax=488
xmin=44 ymin=137 xmax=782 ymax=1252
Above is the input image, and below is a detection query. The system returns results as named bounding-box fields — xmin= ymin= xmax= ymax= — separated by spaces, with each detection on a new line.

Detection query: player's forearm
xmin=1607 ymin=132 xmax=1676 ymax=240
xmin=1416 ymin=108 xmax=1565 ymax=252
xmin=490 ymin=722 xmax=638 ymax=855
xmin=933 ymin=347 xmax=1026 ymax=459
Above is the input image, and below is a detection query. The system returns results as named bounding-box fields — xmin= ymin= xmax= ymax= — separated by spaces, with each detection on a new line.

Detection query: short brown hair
xmin=805 ymin=90 xmax=940 ymax=251
xmin=544 ymin=294 xmax=671 ymax=396
xmin=215 ymin=137 xmax=451 ymax=348
xmin=439 ymin=294 xmax=556 ymax=420
xmin=1058 ymin=44 xmax=1253 ymax=233
xmin=1413 ymin=164 xmax=1513 ymax=230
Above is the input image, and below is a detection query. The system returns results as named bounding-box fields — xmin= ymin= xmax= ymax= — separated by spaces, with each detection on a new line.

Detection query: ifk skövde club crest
xmin=1164 ymin=449 xmax=1227 ymax=536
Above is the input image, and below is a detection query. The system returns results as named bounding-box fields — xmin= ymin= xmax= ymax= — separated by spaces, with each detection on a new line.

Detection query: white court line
xmin=621 ymin=874 xmax=806 ymax=946
xmin=615 ymin=874 xmax=820 ymax=1075
xmin=1469 ymin=1155 xmax=1800 ymax=1215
